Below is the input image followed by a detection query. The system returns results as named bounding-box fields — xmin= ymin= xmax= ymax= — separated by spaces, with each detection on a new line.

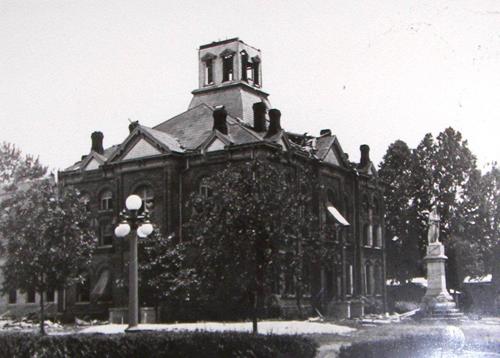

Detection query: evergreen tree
xmin=378 ymin=140 xmax=417 ymax=282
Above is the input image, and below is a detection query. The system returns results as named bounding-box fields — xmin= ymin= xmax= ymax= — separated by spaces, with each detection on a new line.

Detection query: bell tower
xmin=188 ymin=38 xmax=271 ymax=125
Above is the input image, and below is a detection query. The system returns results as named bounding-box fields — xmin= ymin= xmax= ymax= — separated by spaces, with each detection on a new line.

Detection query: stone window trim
xmin=201 ymin=53 xmax=216 ymax=86
xmin=98 ymin=188 xmax=114 ymax=211
xmin=220 ymin=49 xmax=235 ymax=82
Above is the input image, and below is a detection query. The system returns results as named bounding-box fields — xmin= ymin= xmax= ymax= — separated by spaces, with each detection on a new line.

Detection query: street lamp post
xmin=114 ymin=194 xmax=154 ymax=330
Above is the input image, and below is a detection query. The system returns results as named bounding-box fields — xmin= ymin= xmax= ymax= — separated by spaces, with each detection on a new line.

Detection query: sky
xmin=1 ymin=0 xmax=499 ymax=172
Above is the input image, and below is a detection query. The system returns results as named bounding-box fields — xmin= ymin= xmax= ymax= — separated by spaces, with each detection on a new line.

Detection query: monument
xmin=421 ymin=207 xmax=462 ymax=319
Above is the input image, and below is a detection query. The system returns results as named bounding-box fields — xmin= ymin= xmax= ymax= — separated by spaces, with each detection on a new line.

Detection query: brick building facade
xmin=1 ymin=38 xmax=386 ymax=320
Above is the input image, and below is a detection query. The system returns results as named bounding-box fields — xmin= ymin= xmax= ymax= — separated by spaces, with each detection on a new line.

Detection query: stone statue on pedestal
xmin=428 ymin=206 xmax=440 ymax=244
xmin=421 ymin=206 xmax=462 ymax=320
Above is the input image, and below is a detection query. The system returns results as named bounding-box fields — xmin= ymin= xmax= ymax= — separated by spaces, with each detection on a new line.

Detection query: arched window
xmin=99 ymin=189 xmax=113 ymax=211
xmin=222 ymin=54 xmax=234 ymax=82
xmin=204 ymin=59 xmax=214 ymax=85
xmin=199 ymin=179 xmax=212 ymax=199
xmin=134 ymin=186 xmax=154 ymax=212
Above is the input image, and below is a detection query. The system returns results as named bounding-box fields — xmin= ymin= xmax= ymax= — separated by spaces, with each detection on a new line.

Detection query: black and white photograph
xmin=0 ymin=1 xmax=499 ymax=357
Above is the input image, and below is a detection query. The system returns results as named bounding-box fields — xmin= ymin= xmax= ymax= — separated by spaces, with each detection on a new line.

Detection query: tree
xmin=138 ymin=231 xmax=195 ymax=318
xmin=456 ymin=164 xmax=500 ymax=288
xmin=182 ymin=158 xmax=321 ymax=333
xmin=0 ymin=179 xmax=97 ymax=334
xmin=380 ymin=128 xmax=479 ymax=287
xmin=0 ymin=142 xmax=46 ymax=186
xmin=378 ymin=140 xmax=419 ymax=282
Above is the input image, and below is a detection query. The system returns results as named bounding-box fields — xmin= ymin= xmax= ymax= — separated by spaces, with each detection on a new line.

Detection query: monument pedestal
xmin=421 ymin=243 xmax=462 ymax=320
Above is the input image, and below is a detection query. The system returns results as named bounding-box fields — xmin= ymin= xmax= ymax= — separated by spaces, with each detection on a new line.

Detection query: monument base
xmin=421 ymin=243 xmax=463 ymax=320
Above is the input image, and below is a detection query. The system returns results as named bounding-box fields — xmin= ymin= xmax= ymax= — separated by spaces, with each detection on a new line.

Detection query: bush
xmin=0 ymin=331 xmax=317 ymax=358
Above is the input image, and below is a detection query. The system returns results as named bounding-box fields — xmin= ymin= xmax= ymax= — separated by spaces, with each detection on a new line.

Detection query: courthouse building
xmin=1 ymin=38 xmax=386 ymax=319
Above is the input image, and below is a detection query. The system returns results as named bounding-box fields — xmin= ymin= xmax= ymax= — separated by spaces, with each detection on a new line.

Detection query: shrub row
xmin=0 ymin=331 xmax=317 ymax=358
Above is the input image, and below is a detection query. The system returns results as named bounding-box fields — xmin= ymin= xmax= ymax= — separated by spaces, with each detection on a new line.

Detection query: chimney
xmin=320 ymin=129 xmax=331 ymax=136
xmin=129 ymin=120 xmax=139 ymax=133
xmin=359 ymin=144 xmax=370 ymax=168
xmin=266 ymin=109 xmax=282 ymax=138
xmin=91 ymin=131 xmax=104 ymax=154
xmin=252 ymin=102 xmax=267 ymax=132
xmin=213 ymin=106 xmax=228 ymax=134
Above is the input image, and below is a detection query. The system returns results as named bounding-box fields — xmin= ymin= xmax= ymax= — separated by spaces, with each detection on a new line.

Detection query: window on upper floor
xmin=222 ymin=55 xmax=234 ymax=82
xmin=199 ymin=182 xmax=212 ymax=199
xmin=100 ymin=189 xmax=113 ymax=211
xmin=204 ymin=59 xmax=214 ymax=85
xmin=373 ymin=197 xmax=380 ymax=216
xmin=80 ymin=193 xmax=91 ymax=212
xmin=362 ymin=195 xmax=370 ymax=215
xmin=134 ymin=186 xmax=154 ymax=212
xmin=374 ymin=224 xmax=382 ymax=248
xmin=99 ymin=222 xmax=114 ymax=246
xmin=364 ymin=224 xmax=372 ymax=246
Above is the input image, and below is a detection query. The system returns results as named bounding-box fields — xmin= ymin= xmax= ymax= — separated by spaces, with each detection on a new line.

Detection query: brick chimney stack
xmin=213 ymin=106 xmax=228 ymax=135
xmin=91 ymin=131 xmax=104 ymax=154
xmin=359 ymin=144 xmax=370 ymax=168
xmin=252 ymin=102 xmax=267 ymax=132
xmin=266 ymin=109 xmax=282 ymax=137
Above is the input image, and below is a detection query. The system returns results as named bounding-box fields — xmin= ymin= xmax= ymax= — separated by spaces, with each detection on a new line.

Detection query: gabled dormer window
xmin=222 ymin=54 xmax=234 ymax=82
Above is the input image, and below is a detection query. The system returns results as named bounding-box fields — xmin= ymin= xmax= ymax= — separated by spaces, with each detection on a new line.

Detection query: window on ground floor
xmin=8 ymin=289 xmax=16 ymax=304
xmin=76 ymin=275 xmax=90 ymax=303
xmin=26 ymin=289 xmax=36 ymax=303
xmin=46 ymin=288 xmax=55 ymax=303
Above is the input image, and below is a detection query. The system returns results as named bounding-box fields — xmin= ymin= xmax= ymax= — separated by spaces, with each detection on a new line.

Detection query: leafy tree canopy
xmin=0 ymin=142 xmax=46 ymax=186
xmin=0 ymin=178 xmax=97 ymax=333
xmin=167 ymin=158 xmax=324 ymax=328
